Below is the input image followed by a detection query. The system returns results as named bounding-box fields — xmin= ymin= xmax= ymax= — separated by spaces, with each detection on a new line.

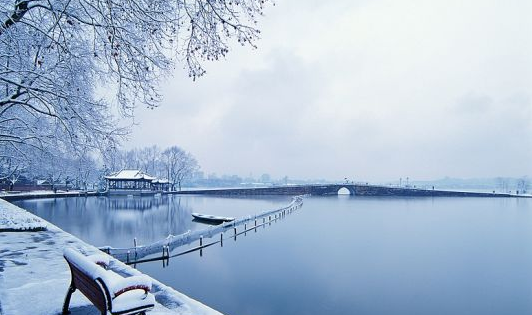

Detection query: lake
xmin=15 ymin=195 xmax=532 ymax=315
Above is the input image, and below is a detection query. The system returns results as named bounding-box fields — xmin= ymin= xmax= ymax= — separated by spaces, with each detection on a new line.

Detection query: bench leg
xmin=62 ymin=284 xmax=76 ymax=314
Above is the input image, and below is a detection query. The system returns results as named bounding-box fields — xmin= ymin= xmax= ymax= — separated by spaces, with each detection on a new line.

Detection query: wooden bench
xmin=63 ymin=248 xmax=155 ymax=315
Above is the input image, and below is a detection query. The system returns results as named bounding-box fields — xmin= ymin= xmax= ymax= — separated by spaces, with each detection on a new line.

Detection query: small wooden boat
xmin=191 ymin=213 xmax=235 ymax=224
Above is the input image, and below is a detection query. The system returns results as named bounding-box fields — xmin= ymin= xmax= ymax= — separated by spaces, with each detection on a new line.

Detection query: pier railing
xmin=99 ymin=195 xmax=304 ymax=263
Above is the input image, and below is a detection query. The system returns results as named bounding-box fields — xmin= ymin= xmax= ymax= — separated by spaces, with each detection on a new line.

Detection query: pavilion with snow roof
xmin=105 ymin=169 xmax=169 ymax=195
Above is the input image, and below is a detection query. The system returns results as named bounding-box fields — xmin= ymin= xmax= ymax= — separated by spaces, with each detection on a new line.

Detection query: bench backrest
xmin=64 ymin=249 xmax=112 ymax=313
xmin=66 ymin=260 xmax=111 ymax=313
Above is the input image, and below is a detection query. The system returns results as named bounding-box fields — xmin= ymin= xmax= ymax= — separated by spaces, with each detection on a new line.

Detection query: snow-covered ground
xmin=0 ymin=190 xmax=63 ymax=196
xmin=0 ymin=200 xmax=223 ymax=315
xmin=0 ymin=190 xmax=95 ymax=197
xmin=0 ymin=199 xmax=47 ymax=231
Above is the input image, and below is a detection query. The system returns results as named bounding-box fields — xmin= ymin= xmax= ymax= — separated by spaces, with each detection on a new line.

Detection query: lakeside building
xmin=152 ymin=179 xmax=171 ymax=192
xmin=105 ymin=170 xmax=170 ymax=195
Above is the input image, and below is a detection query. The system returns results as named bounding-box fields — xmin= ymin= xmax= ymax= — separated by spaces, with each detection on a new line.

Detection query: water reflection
xmin=14 ymin=195 xmax=288 ymax=249
xmin=16 ymin=195 xmax=532 ymax=315
xmin=138 ymin=196 xmax=532 ymax=315
xmin=103 ymin=195 xmax=168 ymax=211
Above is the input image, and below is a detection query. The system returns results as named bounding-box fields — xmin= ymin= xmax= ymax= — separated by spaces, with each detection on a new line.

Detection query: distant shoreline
xmin=2 ymin=184 xmax=530 ymax=203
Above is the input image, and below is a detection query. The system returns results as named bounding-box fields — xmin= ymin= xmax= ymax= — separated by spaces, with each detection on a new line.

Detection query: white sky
xmin=128 ymin=0 xmax=532 ymax=182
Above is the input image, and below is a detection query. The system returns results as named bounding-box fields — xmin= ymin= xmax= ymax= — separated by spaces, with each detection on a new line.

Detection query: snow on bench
xmin=63 ymin=248 xmax=155 ymax=315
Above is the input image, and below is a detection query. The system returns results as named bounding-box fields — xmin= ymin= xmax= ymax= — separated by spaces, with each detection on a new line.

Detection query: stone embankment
xmin=0 ymin=191 xmax=101 ymax=202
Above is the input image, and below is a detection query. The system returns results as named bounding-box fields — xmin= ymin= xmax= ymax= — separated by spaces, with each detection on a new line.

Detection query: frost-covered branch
xmin=0 ymin=0 xmax=270 ymax=176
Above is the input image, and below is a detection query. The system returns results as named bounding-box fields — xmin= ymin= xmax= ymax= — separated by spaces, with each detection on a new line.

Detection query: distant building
xmin=151 ymin=179 xmax=170 ymax=192
xmin=36 ymin=179 xmax=51 ymax=186
xmin=105 ymin=170 xmax=169 ymax=195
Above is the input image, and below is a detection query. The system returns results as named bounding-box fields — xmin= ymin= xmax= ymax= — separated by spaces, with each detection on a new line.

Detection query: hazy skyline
xmin=127 ymin=0 xmax=532 ymax=182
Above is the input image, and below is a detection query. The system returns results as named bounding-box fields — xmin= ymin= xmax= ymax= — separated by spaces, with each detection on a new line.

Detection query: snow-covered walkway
xmin=0 ymin=199 xmax=222 ymax=315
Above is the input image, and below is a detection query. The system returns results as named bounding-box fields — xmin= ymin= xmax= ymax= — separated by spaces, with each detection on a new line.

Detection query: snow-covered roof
xmin=105 ymin=170 xmax=156 ymax=181
xmin=152 ymin=179 xmax=170 ymax=184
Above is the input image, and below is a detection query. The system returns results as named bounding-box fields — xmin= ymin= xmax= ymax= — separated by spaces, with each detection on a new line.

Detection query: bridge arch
xmin=337 ymin=187 xmax=351 ymax=195
xmin=336 ymin=186 xmax=355 ymax=195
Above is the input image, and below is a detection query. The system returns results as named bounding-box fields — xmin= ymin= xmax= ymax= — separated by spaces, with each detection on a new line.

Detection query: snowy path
xmin=0 ymin=200 xmax=222 ymax=315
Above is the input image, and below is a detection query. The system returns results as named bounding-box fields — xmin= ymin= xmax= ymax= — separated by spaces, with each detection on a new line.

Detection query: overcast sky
xmin=128 ymin=0 xmax=532 ymax=182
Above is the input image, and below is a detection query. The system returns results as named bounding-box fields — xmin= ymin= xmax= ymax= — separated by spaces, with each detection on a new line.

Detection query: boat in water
xmin=191 ymin=213 xmax=235 ymax=224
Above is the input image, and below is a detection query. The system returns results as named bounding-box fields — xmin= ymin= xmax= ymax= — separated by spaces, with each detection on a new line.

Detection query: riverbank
xmin=0 ymin=198 xmax=222 ymax=315
xmin=0 ymin=190 xmax=102 ymax=202
xmin=3 ymin=185 xmax=529 ymax=202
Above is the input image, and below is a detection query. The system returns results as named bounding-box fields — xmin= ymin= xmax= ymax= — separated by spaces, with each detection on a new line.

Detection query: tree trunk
xmin=1 ymin=1 xmax=30 ymax=36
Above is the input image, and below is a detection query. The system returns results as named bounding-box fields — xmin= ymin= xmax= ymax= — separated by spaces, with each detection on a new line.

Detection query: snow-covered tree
xmin=135 ymin=145 xmax=162 ymax=176
xmin=0 ymin=0 xmax=269 ymax=169
xmin=517 ymin=177 xmax=529 ymax=194
xmin=162 ymin=146 xmax=198 ymax=191
xmin=33 ymin=151 xmax=66 ymax=191
xmin=75 ymin=153 xmax=97 ymax=190
xmin=0 ymin=155 xmax=25 ymax=190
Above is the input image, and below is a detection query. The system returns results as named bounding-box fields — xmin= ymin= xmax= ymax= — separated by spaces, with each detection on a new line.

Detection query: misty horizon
xmin=123 ymin=0 xmax=532 ymax=182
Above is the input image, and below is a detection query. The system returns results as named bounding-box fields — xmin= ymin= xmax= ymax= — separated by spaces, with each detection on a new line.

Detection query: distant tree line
xmin=103 ymin=145 xmax=199 ymax=191
xmin=0 ymin=144 xmax=199 ymax=192
xmin=0 ymin=146 xmax=99 ymax=192
xmin=496 ymin=177 xmax=530 ymax=194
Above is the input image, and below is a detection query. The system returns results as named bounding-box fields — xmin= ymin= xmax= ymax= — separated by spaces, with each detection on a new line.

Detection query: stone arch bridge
xmin=174 ymin=184 xmax=516 ymax=197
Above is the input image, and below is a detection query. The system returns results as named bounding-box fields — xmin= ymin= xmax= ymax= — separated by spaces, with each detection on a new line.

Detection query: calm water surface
xmin=15 ymin=195 xmax=532 ymax=315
